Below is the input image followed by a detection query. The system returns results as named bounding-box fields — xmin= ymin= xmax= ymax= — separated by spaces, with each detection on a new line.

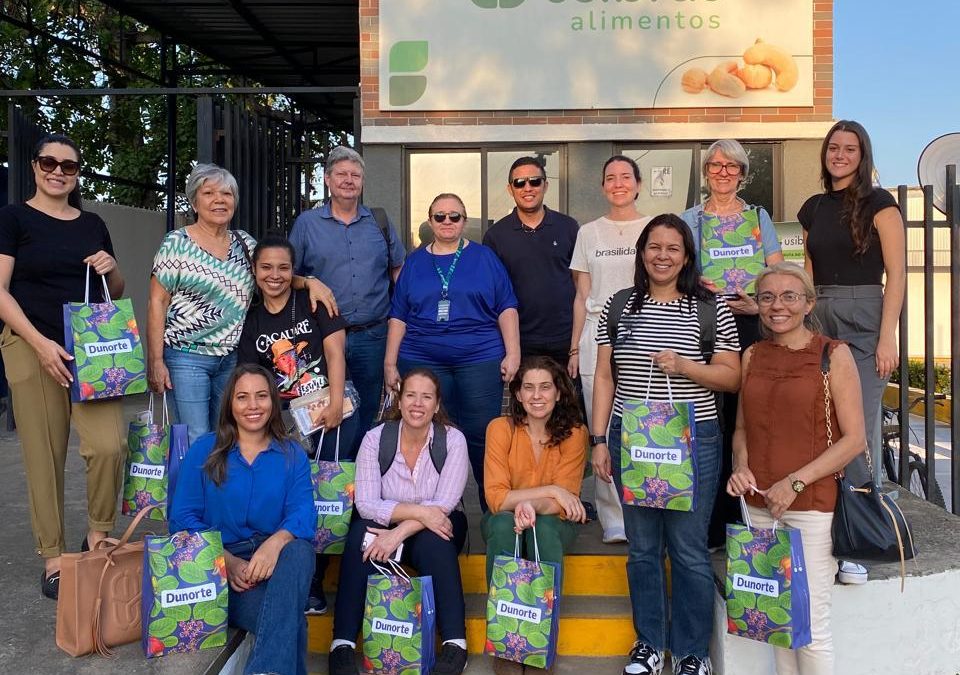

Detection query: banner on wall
xmin=379 ymin=0 xmax=814 ymax=111
xmin=774 ymin=221 xmax=805 ymax=267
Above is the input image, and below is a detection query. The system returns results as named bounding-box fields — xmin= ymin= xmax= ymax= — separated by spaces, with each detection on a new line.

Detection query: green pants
xmin=481 ymin=511 xmax=579 ymax=584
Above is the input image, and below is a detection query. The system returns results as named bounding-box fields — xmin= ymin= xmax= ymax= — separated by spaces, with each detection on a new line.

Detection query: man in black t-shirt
xmin=483 ymin=157 xmax=580 ymax=367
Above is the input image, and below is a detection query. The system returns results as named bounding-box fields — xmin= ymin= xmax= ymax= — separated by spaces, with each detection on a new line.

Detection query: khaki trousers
xmin=1 ymin=326 xmax=125 ymax=558
xmin=747 ymin=506 xmax=836 ymax=675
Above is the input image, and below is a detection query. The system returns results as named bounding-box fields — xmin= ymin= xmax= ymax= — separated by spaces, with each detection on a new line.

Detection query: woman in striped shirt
xmin=590 ymin=214 xmax=741 ymax=675
xmin=328 ymin=367 xmax=470 ymax=675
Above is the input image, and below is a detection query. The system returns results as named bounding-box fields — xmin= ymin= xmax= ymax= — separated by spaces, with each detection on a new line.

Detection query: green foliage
xmin=889 ymin=359 xmax=951 ymax=394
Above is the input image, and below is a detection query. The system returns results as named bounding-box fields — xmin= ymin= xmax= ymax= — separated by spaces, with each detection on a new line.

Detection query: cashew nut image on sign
xmin=736 ymin=63 xmax=773 ymax=90
xmin=743 ymin=39 xmax=798 ymax=92
xmin=706 ymin=61 xmax=746 ymax=98
xmin=681 ymin=67 xmax=708 ymax=94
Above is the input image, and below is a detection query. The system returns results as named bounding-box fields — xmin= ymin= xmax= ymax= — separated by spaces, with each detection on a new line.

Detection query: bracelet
xmin=568 ymin=348 xmax=579 ymax=356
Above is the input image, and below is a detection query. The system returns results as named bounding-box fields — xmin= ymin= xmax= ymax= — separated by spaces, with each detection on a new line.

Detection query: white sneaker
xmin=673 ymin=655 xmax=712 ymax=675
xmin=603 ymin=529 xmax=628 ymax=544
xmin=623 ymin=641 xmax=664 ymax=675
xmin=837 ymin=560 xmax=868 ymax=585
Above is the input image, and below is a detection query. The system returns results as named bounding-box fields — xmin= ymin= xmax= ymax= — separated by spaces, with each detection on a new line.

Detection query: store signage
xmin=379 ymin=0 xmax=813 ymax=110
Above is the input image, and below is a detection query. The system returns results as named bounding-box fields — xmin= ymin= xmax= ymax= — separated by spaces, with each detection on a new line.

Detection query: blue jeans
xmin=228 ymin=537 xmax=315 ymax=675
xmin=164 ymin=347 xmax=237 ymax=445
xmin=611 ymin=414 xmax=721 ymax=660
xmin=346 ymin=322 xmax=388 ymax=457
xmin=398 ymin=357 xmax=504 ymax=512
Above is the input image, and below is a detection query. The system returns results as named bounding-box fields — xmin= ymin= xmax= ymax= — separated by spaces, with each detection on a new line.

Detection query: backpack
xmin=378 ymin=419 xmax=448 ymax=476
xmin=369 ymin=207 xmax=395 ymax=295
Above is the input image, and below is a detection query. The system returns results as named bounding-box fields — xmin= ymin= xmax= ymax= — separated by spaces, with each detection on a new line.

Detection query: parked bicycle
xmin=881 ymin=394 xmax=946 ymax=507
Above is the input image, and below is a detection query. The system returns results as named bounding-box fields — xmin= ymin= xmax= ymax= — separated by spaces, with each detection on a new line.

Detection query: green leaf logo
xmin=388 ymin=41 xmax=428 ymax=106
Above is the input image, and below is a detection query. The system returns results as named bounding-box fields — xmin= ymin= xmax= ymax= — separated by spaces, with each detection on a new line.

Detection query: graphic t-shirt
xmin=236 ymin=289 xmax=348 ymax=398
xmin=570 ymin=215 xmax=653 ymax=317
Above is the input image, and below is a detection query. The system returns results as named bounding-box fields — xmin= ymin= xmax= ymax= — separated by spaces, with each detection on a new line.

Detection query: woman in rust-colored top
xmin=728 ymin=262 xmax=865 ymax=675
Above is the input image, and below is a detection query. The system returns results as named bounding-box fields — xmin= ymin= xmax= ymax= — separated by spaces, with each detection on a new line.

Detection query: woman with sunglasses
xmin=728 ymin=262 xmax=865 ymax=674
xmin=384 ymin=193 xmax=519 ymax=512
xmin=680 ymin=139 xmax=784 ymax=551
xmin=0 ymin=133 xmax=127 ymax=600
xmin=570 ymin=154 xmax=652 ymax=545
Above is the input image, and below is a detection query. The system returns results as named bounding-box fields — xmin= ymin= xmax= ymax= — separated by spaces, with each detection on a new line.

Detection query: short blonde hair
xmin=755 ymin=262 xmax=820 ymax=335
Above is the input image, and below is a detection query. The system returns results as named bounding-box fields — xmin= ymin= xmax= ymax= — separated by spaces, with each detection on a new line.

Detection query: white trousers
xmin=747 ymin=506 xmax=836 ymax=675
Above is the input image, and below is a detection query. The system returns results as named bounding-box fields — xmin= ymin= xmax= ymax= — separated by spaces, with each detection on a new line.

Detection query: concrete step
xmin=307 ymin=594 xmax=635 ymax=656
xmin=307 ymin=651 xmax=633 ymax=674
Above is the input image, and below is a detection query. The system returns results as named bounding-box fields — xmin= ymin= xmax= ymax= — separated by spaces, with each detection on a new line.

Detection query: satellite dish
xmin=917 ymin=132 xmax=960 ymax=215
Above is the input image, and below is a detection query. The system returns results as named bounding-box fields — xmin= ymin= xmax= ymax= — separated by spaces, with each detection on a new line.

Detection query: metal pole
xmin=897 ymin=185 xmax=910 ymax=487
xmin=922 ymin=184 xmax=936 ymax=502
xmin=161 ymin=37 xmax=178 ymax=232
xmin=948 ymin=165 xmax=960 ymax=514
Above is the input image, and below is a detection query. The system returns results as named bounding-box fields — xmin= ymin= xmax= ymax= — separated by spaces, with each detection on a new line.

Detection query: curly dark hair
xmin=819 ymin=120 xmax=877 ymax=257
xmin=383 ymin=367 xmax=452 ymax=427
xmin=508 ymin=356 xmax=584 ymax=446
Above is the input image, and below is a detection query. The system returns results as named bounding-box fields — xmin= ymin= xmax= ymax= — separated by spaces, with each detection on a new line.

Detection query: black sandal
xmin=41 ymin=569 xmax=60 ymax=600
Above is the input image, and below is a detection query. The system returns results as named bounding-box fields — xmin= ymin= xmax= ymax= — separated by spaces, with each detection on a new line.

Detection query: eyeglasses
xmin=705 ymin=162 xmax=742 ymax=176
xmin=431 ymin=211 xmax=463 ymax=223
xmin=511 ymin=176 xmax=545 ymax=189
xmin=756 ymin=291 xmax=807 ymax=306
xmin=35 ymin=155 xmax=80 ymax=176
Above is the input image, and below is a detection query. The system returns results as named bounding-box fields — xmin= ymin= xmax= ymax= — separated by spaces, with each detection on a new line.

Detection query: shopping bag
xmin=289 ymin=380 xmax=360 ymax=436
xmin=63 ymin=264 xmax=147 ymax=402
xmin=725 ymin=496 xmax=812 ymax=649
xmin=698 ymin=208 xmax=766 ymax=296
xmin=123 ymin=393 xmax=171 ymax=521
xmin=485 ymin=526 xmax=560 ymax=670
xmin=620 ymin=366 xmax=699 ymax=511
xmin=311 ymin=427 xmax=356 ymax=554
xmin=141 ymin=530 xmax=229 ymax=657
xmin=362 ymin=560 xmax=436 ymax=675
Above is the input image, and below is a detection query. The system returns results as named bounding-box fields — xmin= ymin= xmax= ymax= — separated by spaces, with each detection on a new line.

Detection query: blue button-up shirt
xmin=170 ymin=433 xmax=316 ymax=549
xmin=289 ymin=202 xmax=406 ymax=326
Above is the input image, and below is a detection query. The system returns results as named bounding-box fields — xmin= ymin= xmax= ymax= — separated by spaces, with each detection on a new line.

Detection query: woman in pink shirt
xmin=328 ymin=367 xmax=470 ymax=675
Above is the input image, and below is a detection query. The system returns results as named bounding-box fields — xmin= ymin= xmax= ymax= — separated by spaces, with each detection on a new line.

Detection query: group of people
xmin=0 ymin=118 xmax=904 ymax=675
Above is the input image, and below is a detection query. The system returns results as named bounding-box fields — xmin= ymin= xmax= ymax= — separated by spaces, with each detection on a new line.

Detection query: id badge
xmin=436 ymin=299 xmax=451 ymax=322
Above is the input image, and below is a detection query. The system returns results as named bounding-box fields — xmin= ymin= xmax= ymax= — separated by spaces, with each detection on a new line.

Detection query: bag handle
xmin=513 ymin=524 xmax=542 ymax=565
xmin=643 ymin=360 xmax=674 ymax=404
xmin=314 ymin=425 xmax=342 ymax=464
xmin=738 ymin=494 xmax=778 ymax=532
xmin=370 ymin=558 xmax=411 ymax=583
xmin=83 ymin=263 xmax=112 ymax=305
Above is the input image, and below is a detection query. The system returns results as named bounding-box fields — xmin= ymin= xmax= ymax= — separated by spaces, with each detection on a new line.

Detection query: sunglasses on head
xmin=432 ymin=211 xmax=463 ymax=223
xmin=511 ymin=176 xmax=545 ymax=189
xmin=35 ymin=155 xmax=80 ymax=176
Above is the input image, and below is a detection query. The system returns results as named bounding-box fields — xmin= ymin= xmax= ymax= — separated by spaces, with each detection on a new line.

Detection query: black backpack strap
xmin=369 ymin=207 xmax=395 ymax=294
xmin=378 ymin=420 xmax=401 ymax=476
xmin=429 ymin=422 xmax=448 ymax=474
xmin=606 ymin=288 xmax=635 ymax=387
xmin=696 ymin=295 xmax=717 ymax=364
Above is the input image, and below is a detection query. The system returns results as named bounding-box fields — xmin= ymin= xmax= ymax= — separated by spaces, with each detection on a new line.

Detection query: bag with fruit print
xmin=123 ymin=393 xmax=177 ymax=522
xmin=141 ymin=530 xmax=229 ymax=658
xmin=620 ymin=365 xmax=699 ymax=512
xmin=362 ymin=559 xmax=436 ymax=675
xmin=725 ymin=496 xmax=811 ymax=649
xmin=485 ymin=526 xmax=560 ymax=670
xmin=311 ymin=427 xmax=356 ymax=554
xmin=62 ymin=264 xmax=147 ymax=402
xmin=697 ymin=206 xmax=766 ymax=297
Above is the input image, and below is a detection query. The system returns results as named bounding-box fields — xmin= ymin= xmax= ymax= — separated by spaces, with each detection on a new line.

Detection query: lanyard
xmin=431 ymin=238 xmax=465 ymax=299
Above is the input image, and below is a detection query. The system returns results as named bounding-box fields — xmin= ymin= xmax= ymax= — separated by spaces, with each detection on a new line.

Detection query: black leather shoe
xmin=41 ymin=569 xmax=60 ymax=600
xmin=328 ymin=644 xmax=359 ymax=675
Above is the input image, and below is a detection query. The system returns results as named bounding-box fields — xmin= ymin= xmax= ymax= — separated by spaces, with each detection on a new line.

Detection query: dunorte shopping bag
xmin=725 ymin=496 xmax=812 ymax=649
xmin=620 ymin=366 xmax=699 ymax=511
xmin=485 ymin=526 xmax=560 ymax=670
xmin=698 ymin=207 xmax=766 ymax=296
xmin=63 ymin=264 xmax=147 ymax=401
xmin=141 ymin=530 xmax=228 ymax=658
xmin=123 ymin=393 xmax=171 ymax=521
xmin=362 ymin=560 xmax=436 ymax=675
xmin=311 ymin=427 xmax=356 ymax=554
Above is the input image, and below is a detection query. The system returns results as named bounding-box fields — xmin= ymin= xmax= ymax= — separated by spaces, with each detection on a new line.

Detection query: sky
xmin=834 ymin=1 xmax=958 ymax=188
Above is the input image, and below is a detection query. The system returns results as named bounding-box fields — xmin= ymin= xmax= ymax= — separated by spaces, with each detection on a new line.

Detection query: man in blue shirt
xmin=289 ymin=146 xmax=406 ymax=458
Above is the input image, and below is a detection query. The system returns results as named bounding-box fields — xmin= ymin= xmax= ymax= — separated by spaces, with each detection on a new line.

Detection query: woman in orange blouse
xmin=482 ymin=355 xmax=587 ymax=585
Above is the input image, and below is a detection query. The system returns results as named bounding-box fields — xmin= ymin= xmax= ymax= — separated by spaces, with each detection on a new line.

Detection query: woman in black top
xmin=0 ymin=133 xmax=127 ymax=600
xmin=799 ymin=120 xmax=905 ymax=493
xmin=236 ymin=232 xmax=352 ymax=614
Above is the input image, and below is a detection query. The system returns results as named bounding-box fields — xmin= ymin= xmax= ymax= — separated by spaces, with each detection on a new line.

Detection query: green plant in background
xmin=889 ymin=359 xmax=951 ymax=394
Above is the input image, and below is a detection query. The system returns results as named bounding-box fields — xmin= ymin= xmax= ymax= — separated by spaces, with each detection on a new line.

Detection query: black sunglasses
xmin=432 ymin=211 xmax=463 ymax=223
xmin=35 ymin=155 xmax=80 ymax=176
xmin=511 ymin=176 xmax=545 ymax=189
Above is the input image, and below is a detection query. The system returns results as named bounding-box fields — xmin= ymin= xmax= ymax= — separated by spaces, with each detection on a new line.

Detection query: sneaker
xmin=430 ymin=643 xmax=468 ymax=675
xmin=305 ymin=593 xmax=328 ymax=615
xmin=603 ymin=528 xmax=628 ymax=544
xmin=673 ymin=655 xmax=712 ymax=675
xmin=329 ymin=644 xmax=359 ymax=675
xmin=623 ymin=641 xmax=664 ymax=675
xmin=837 ymin=560 xmax=868 ymax=585
xmin=582 ymin=500 xmax=598 ymax=521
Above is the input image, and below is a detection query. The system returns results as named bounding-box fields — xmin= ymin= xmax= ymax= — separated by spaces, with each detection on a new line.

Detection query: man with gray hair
xmin=290 ymin=146 xmax=405 ymax=454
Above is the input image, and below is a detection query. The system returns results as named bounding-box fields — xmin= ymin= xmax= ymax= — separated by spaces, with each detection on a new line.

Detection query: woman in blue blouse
xmin=171 ymin=363 xmax=316 ymax=675
xmin=384 ymin=193 xmax=520 ymax=512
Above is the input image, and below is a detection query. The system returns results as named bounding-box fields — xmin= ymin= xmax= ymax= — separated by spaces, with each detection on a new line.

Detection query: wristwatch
xmin=589 ymin=435 xmax=607 ymax=447
xmin=790 ymin=475 xmax=806 ymax=494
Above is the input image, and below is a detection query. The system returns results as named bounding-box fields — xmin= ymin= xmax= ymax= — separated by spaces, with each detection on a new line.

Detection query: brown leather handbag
xmin=56 ymin=506 xmax=157 ymax=657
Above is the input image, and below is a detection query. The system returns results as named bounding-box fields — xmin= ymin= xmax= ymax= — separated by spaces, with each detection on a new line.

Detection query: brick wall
xmin=359 ymin=0 xmax=833 ymax=129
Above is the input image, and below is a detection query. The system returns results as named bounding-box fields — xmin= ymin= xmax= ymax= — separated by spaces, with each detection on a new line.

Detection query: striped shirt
xmin=152 ymin=228 xmax=256 ymax=356
xmin=355 ymin=421 xmax=469 ymax=526
xmin=597 ymin=292 xmax=739 ymax=421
